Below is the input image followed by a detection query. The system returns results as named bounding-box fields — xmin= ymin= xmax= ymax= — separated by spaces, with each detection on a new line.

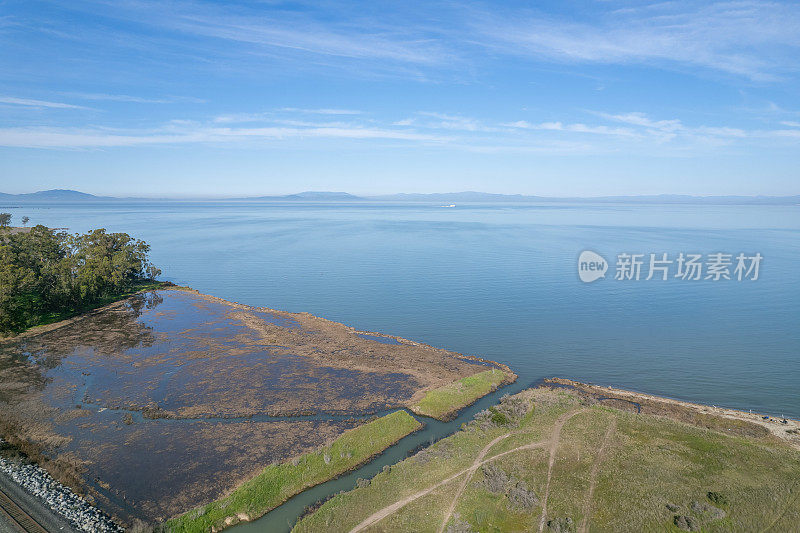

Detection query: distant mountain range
xmin=368 ymin=192 xmax=800 ymax=204
xmin=0 ymin=189 xmax=112 ymax=201
xmin=1 ymin=189 xmax=799 ymax=205
xmin=245 ymin=191 xmax=362 ymax=201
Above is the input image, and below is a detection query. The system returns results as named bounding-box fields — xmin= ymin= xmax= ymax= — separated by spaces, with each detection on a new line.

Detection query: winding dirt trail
xmin=351 ymin=408 xmax=588 ymax=533
xmin=537 ymin=409 xmax=588 ymax=533
xmin=437 ymin=434 xmax=511 ymax=533
xmin=349 ymin=438 xmax=549 ymax=532
xmin=577 ymin=417 xmax=617 ymax=533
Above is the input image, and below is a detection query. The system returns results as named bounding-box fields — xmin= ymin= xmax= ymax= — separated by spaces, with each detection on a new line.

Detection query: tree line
xmin=0 ymin=217 xmax=161 ymax=335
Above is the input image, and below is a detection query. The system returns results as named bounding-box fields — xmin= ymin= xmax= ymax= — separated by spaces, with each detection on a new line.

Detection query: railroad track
xmin=0 ymin=486 xmax=49 ymax=533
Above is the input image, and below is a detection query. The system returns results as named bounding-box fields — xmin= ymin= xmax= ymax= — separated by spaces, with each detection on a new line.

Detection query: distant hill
xmin=367 ymin=191 xmax=531 ymax=202
xmin=0 ymin=189 xmax=106 ymax=201
xmin=366 ymin=192 xmax=800 ymax=205
xmin=1 ymin=189 xmax=798 ymax=205
xmin=245 ymin=191 xmax=364 ymax=201
xmin=0 ymin=190 xmax=365 ymax=202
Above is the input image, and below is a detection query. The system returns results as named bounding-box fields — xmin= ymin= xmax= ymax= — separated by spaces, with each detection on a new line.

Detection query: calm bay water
xmin=7 ymin=201 xmax=800 ymax=418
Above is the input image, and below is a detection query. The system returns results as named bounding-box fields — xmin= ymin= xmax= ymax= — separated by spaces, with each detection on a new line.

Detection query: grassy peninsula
xmin=411 ymin=368 xmax=509 ymax=420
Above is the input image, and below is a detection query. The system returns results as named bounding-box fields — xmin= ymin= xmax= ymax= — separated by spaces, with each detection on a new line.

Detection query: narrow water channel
xmin=231 ymin=379 xmax=532 ymax=533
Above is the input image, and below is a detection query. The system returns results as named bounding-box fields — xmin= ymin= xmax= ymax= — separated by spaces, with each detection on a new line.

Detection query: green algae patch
xmin=166 ymin=410 xmax=421 ymax=532
xmin=411 ymin=368 xmax=508 ymax=421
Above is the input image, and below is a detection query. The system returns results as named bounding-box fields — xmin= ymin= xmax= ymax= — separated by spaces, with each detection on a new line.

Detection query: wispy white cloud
xmin=0 ymin=122 xmax=451 ymax=149
xmin=213 ymin=113 xmax=271 ymax=124
xmin=278 ymin=108 xmax=363 ymax=115
xmin=606 ymin=112 xmax=748 ymax=138
xmin=503 ymin=120 xmax=637 ymax=137
xmin=597 ymin=113 xmax=683 ymax=132
xmin=13 ymin=0 xmax=800 ymax=86
xmin=763 ymin=128 xmax=800 ymax=138
xmin=591 ymin=111 xmax=754 ymax=146
xmin=0 ymin=96 xmax=89 ymax=109
xmin=446 ymin=139 xmax=597 ymax=155
xmin=66 ymin=92 xmax=206 ymax=104
xmin=75 ymin=0 xmax=451 ymax=67
xmin=694 ymin=126 xmax=747 ymax=138
xmin=473 ymin=1 xmax=800 ymax=81
xmin=393 ymin=112 xmax=499 ymax=132
xmin=415 ymin=112 xmax=487 ymax=132
xmin=0 ymin=106 xmax=795 ymax=154
xmin=213 ymin=109 xmax=363 ymax=124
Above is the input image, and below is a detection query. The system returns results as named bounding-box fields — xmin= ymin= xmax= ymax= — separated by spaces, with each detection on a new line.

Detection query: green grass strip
xmin=167 ymin=410 xmax=421 ymax=532
xmin=412 ymin=368 xmax=506 ymax=420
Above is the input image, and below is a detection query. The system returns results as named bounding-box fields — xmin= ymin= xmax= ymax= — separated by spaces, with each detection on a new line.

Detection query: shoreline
xmin=2 ymin=286 xmax=797 ymax=529
xmin=293 ymin=379 xmax=800 ymax=533
xmin=544 ymin=377 xmax=800 ymax=449
xmin=3 ymin=372 xmax=797 ymax=531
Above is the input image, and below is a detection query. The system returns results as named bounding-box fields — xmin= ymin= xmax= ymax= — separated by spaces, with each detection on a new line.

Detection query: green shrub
xmin=706 ymin=491 xmax=729 ymax=507
xmin=489 ymin=407 xmax=511 ymax=426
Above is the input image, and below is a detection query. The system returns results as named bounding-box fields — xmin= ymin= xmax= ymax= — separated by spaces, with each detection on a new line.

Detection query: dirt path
xmin=577 ymin=417 xmax=617 ymax=533
xmin=352 ymin=409 xmax=587 ymax=533
xmin=537 ymin=409 xmax=588 ymax=533
xmin=349 ymin=438 xmax=549 ymax=532
xmin=437 ymin=433 xmax=511 ymax=533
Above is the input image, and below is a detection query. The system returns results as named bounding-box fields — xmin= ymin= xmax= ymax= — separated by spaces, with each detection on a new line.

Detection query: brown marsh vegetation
xmin=0 ymin=287 xmax=502 ymax=526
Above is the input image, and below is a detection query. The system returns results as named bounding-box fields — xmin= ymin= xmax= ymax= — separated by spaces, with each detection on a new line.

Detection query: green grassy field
xmin=167 ymin=410 xmax=421 ymax=533
xmin=411 ymin=368 xmax=507 ymax=420
xmin=295 ymin=388 xmax=800 ymax=532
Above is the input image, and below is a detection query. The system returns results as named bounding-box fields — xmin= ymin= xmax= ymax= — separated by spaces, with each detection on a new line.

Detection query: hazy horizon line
xmin=2 ymin=189 xmax=799 ymax=201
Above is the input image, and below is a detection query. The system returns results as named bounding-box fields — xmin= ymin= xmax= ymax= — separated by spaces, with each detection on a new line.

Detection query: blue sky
xmin=1 ymin=0 xmax=799 ymax=197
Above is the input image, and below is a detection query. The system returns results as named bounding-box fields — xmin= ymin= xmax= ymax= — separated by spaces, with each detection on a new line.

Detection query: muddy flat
xmin=0 ymin=288 xmax=496 ymax=525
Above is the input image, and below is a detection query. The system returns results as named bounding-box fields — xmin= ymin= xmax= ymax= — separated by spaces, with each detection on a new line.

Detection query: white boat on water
xmin=439 ymin=204 xmax=456 ymax=208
